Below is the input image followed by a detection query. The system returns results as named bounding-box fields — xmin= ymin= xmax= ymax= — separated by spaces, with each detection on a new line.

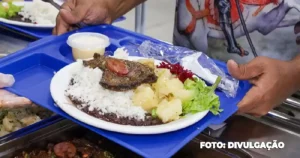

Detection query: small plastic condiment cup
xmin=67 ymin=32 xmax=110 ymax=60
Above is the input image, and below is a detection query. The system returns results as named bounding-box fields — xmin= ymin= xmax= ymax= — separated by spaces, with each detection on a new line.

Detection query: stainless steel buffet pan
xmin=0 ymin=119 xmax=254 ymax=158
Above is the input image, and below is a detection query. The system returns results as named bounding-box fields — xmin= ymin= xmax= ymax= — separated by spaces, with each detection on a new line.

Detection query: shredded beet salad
xmin=157 ymin=62 xmax=194 ymax=82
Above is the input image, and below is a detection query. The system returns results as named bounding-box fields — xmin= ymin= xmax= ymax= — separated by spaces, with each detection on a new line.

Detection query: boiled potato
xmin=173 ymin=89 xmax=194 ymax=102
xmin=134 ymin=84 xmax=150 ymax=93
xmin=153 ymin=69 xmax=171 ymax=98
xmin=20 ymin=115 xmax=41 ymax=126
xmin=133 ymin=84 xmax=159 ymax=111
xmin=2 ymin=112 xmax=21 ymax=132
xmin=155 ymin=68 xmax=172 ymax=78
xmin=0 ymin=125 xmax=9 ymax=137
xmin=156 ymin=77 xmax=190 ymax=100
xmin=2 ymin=116 xmax=14 ymax=132
xmin=138 ymin=59 xmax=155 ymax=69
xmin=165 ymin=78 xmax=184 ymax=91
xmin=157 ymin=98 xmax=182 ymax=123
xmin=154 ymin=78 xmax=169 ymax=99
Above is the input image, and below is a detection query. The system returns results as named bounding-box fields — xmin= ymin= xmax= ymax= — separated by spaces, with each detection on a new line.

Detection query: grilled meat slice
xmin=83 ymin=53 xmax=158 ymax=91
xmin=83 ymin=53 xmax=106 ymax=69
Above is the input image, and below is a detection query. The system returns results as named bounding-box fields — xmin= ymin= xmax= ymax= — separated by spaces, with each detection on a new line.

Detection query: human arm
xmin=53 ymin=0 xmax=145 ymax=35
xmin=227 ymin=55 xmax=300 ymax=116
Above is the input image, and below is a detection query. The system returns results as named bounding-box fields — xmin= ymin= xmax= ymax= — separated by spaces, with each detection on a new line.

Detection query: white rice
xmin=65 ymin=60 xmax=146 ymax=121
xmin=18 ymin=0 xmax=59 ymax=25
xmin=113 ymin=47 xmax=129 ymax=59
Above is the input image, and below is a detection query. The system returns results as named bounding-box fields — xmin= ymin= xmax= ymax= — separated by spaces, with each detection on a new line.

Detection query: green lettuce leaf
xmin=151 ymin=108 xmax=157 ymax=118
xmin=0 ymin=3 xmax=7 ymax=18
xmin=0 ymin=2 xmax=22 ymax=19
xmin=7 ymin=2 xmax=22 ymax=18
xmin=182 ymin=76 xmax=223 ymax=115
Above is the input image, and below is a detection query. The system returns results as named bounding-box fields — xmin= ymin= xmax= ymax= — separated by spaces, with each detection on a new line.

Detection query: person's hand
xmin=53 ymin=0 xmax=112 ymax=35
xmin=0 ymin=89 xmax=33 ymax=108
xmin=227 ymin=56 xmax=300 ymax=117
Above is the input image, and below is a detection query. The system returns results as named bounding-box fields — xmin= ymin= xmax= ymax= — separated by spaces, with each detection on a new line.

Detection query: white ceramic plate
xmin=0 ymin=2 xmax=56 ymax=28
xmin=50 ymin=56 xmax=209 ymax=134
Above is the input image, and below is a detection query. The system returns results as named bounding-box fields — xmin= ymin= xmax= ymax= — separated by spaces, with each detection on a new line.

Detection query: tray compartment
xmin=0 ymin=115 xmax=62 ymax=144
xmin=0 ymin=53 xmax=68 ymax=90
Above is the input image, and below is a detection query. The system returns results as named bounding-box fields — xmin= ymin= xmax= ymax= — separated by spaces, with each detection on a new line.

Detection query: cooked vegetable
xmin=153 ymin=68 xmax=193 ymax=101
xmin=156 ymin=98 xmax=182 ymax=123
xmin=0 ymin=5 xmax=6 ymax=18
xmin=138 ymin=58 xmax=155 ymax=69
xmin=151 ymin=108 xmax=157 ymax=118
xmin=157 ymin=61 xmax=194 ymax=82
xmin=166 ymin=78 xmax=193 ymax=102
xmin=134 ymin=66 xmax=195 ymax=120
xmin=133 ymin=84 xmax=159 ymax=111
xmin=182 ymin=76 xmax=222 ymax=115
xmin=0 ymin=2 xmax=22 ymax=19
xmin=0 ymin=107 xmax=52 ymax=137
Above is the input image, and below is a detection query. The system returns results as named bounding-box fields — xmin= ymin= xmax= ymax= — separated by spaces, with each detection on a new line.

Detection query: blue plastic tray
xmin=0 ymin=0 xmax=125 ymax=39
xmin=0 ymin=25 xmax=251 ymax=158
xmin=0 ymin=16 xmax=126 ymax=39
xmin=0 ymin=26 xmax=63 ymax=143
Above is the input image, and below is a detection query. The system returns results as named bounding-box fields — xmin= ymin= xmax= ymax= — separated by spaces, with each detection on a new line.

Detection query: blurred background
xmin=114 ymin=0 xmax=176 ymax=43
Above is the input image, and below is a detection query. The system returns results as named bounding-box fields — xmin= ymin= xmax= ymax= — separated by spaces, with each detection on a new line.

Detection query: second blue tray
xmin=0 ymin=25 xmax=251 ymax=158
xmin=0 ymin=16 xmax=126 ymax=39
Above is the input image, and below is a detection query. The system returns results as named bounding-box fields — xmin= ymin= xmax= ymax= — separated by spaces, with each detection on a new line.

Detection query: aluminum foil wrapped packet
xmin=137 ymin=40 xmax=239 ymax=98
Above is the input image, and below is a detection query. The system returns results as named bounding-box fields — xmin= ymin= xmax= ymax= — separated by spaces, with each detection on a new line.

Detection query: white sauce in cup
xmin=67 ymin=32 xmax=110 ymax=60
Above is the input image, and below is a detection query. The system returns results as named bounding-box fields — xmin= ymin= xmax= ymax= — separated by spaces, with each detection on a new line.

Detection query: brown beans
xmin=80 ymin=106 xmax=163 ymax=126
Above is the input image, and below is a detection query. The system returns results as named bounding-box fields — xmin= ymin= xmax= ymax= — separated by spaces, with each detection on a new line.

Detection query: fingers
xmin=0 ymin=95 xmax=33 ymax=109
xmin=247 ymin=105 xmax=269 ymax=117
xmin=60 ymin=5 xmax=87 ymax=24
xmin=53 ymin=1 xmax=73 ymax=35
xmin=227 ymin=59 xmax=265 ymax=80
xmin=237 ymin=86 xmax=274 ymax=116
xmin=237 ymin=86 xmax=262 ymax=114
xmin=53 ymin=0 xmax=88 ymax=35
xmin=53 ymin=14 xmax=70 ymax=35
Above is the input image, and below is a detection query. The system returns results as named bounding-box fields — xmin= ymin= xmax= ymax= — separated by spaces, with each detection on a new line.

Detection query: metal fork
xmin=41 ymin=0 xmax=86 ymax=29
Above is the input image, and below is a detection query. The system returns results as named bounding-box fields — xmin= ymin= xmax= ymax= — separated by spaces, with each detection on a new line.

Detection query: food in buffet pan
xmin=0 ymin=73 xmax=53 ymax=137
xmin=0 ymin=0 xmax=58 ymax=26
xmin=0 ymin=119 xmax=251 ymax=158
xmin=0 ymin=119 xmax=204 ymax=158
xmin=0 ymin=119 xmax=140 ymax=158
xmin=14 ymin=139 xmax=115 ymax=158
xmin=0 ymin=102 xmax=52 ymax=137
